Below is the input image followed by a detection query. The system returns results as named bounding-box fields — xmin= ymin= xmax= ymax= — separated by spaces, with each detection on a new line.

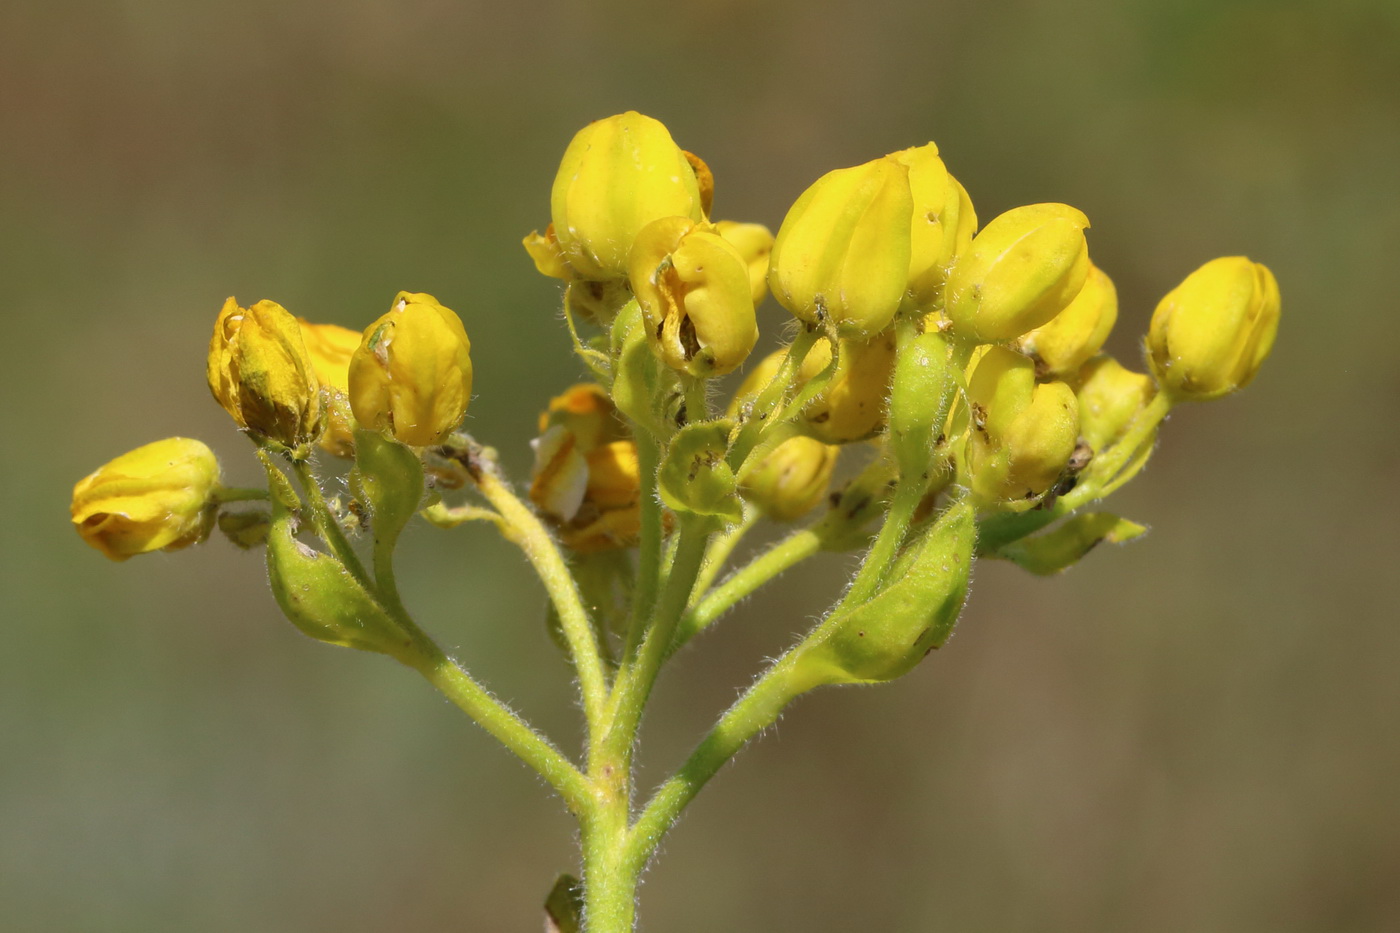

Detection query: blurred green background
xmin=4 ymin=0 xmax=1398 ymax=930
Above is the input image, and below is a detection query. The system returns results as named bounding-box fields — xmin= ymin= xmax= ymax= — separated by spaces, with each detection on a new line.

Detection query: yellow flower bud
xmin=888 ymin=143 xmax=977 ymax=310
xmin=1016 ymin=264 xmax=1118 ymax=377
xmin=71 ymin=438 xmax=220 ymax=561
xmin=549 ymin=111 xmax=705 ymax=280
xmin=800 ymin=329 xmax=898 ymax=443
xmin=1072 ymin=355 xmax=1157 ymax=453
xmin=1146 ymin=256 xmax=1280 ymax=401
xmin=348 ymin=292 xmax=473 ymax=447
xmin=945 ymin=203 xmax=1091 ymax=343
xmin=713 ymin=220 xmax=775 ymax=306
xmin=739 ymin=435 xmax=839 ymax=522
xmin=207 ymin=297 xmax=324 ymax=450
xmin=629 ymin=217 xmax=759 ymax=377
xmin=768 ymin=156 xmax=913 ymax=337
xmin=965 ymin=347 xmax=1080 ymax=501
xmin=297 ymin=318 xmax=362 ymax=457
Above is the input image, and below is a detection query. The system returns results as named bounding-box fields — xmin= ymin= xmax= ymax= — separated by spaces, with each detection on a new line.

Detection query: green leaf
xmin=795 ymin=499 xmax=975 ymax=685
xmin=609 ymin=299 xmax=674 ymax=436
xmin=995 ymin=512 xmax=1147 ymax=575
xmin=350 ymin=429 xmax=424 ymax=553
xmin=544 ymin=873 xmax=584 ymax=933
xmin=262 ymin=458 xmax=413 ymax=658
xmin=657 ymin=420 xmax=742 ymax=524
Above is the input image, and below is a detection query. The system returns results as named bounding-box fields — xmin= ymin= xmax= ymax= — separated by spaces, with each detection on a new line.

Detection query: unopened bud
xmin=888 ymin=330 xmax=959 ymax=482
xmin=1016 ymin=264 xmax=1117 ymax=377
xmin=800 ymin=330 xmax=898 ymax=443
xmin=1072 ymin=355 xmax=1156 ymax=452
xmin=549 ymin=112 xmax=706 ymax=280
xmin=739 ymin=436 xmax=839 ymax=522
xmin=965 ymin=347 xmax=1080 ymax=502
xmin=713 ymin=220 xmax=775 ymax=306
xmin=349 ymin=292 xmax=473 ymax=447
xmin=297 ymin=318 xmax=362 ymax=457
xmin=1146 ymin=256 xmax=1280 ymax=401
xmin=945 ymin=203 xmax=1091 ymax=343
xmin=629 ymin=217 xmax=759 ymax=377
xmin=768 ymin=156 xmax=913 ymax=337
xmin=72 ymin=438 xmax=220 ymax=561
xmin=207 ymin=297 xmax=324 ymax=451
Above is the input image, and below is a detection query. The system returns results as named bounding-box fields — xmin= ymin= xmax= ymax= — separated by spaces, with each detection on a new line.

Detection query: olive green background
xmin=3 ymin=0 xmax=1398 ymax=930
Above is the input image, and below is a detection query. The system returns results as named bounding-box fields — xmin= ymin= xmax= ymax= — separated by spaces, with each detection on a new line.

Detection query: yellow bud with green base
xmin=349 ymin=292 xmax=473 ymax=447
xmin=207 ymin=297 xmax=325 ymax=452
xmin=71 ymin=437 xmax=221 ymax=561
xmin=1072 ymin=355 xmax=1157 ymax=453
xmin=800 ymin=330 xmax=898 ymax=443
xmin=550 ymin=111 xmax=705 ymax=280
xmin=629 ymin=217 xmax=759 ymax=378
xmin=739 ymin=436 xmax=839 ymax=522
xmin=768 ymin=156 xmax=913 ymax=337
xmin=793 ymin=499 xmax=974 ymax=684
xmin=945 ymin=203 xmax=1091 ymax=343
xmin=1146 ymin=256 xmax=1280 ymax=402
xmin=965 ymin=347 xmax=1080 ymax=502
xmin=1016 ymin=264 xmax=1117 ymax=377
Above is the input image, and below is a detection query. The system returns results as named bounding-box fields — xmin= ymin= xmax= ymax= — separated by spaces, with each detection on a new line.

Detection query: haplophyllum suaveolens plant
xmin=71 ymin=111 xmax=1280 ymax=931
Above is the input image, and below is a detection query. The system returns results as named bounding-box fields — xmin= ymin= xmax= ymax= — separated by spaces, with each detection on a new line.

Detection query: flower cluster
xmin=70 ymin=109 xmax=1280 ymax=932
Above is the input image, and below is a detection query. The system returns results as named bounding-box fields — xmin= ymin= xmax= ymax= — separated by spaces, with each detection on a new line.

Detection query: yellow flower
xmin=1146 ymin=256 xmax=1280 ymax=401
xmin=965 ymin=347 xmax=1080 ymax=502
xmin=629 ymin=217 xmax=759 ymax=377
xmin=1015 ymin=264 xmax=1118 ymax=377
xmin=768 ymin=155 xmax=913 ymax=337
xmin=348 ymin=292 xmax=473 ymax=447
xmin=297 ymin=318 xmax=362 ymax=457
xmin=739 ymin=436 xmax=838 ymax=522
xmin=522 ymin=224 xmax=571 ymax=281
xmin=548 ymin=111 xmax=706 ymax=280
xmin=207 ymin=297 xmax=324 ymax=451
xmin=713 ymin=220 xmax=775 ymax=306
xmin=529 ymin=387 xmax=642 ymax=551
xmin=945 ymin=203 xmax=1091 ymax=343
xmin=800 ymin=330 xmax=898 ymax=443
xmin=71 ymin=438 xmax=221 ymax=561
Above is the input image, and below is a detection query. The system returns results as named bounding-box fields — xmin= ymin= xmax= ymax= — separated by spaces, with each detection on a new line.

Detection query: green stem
xmin=579 ymin=789 xmax=638 ymax=933
xmin=839 ymin=476 xmax=924 ymax=610
xmin=691 ymin=505 xmax=757 ymax=601
xmin=407 ymin=643 xmax=590 ymax=813
xmin=290 ymin=459 xmax=375 ymax=593
xmin=471 ymin=465 xmax=610 ymax=735
xmin=728 ymin=329 xmax=819 ymax=468
xmin=624 ymin=653 xmax=817 ymax=877
xmin=671 ymin=525 xmax=823 ymax=657
xmin=604 ymin=520 xmax=709 ymax=762
xmin=619 ymin=429 xmax=664 ymax=674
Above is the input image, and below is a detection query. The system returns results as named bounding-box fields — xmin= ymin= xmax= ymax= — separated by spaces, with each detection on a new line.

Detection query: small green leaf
xmin=658 ymin=420 xmax=742 ymax=523
xmin=544 ymin=873 xmax=584 ymax=933
xmin=995 ymin=511 xmax=1147 ymax=575
xmin=609 ymin=300 xmax=674 ymax=436
xmin=795 ymin=499 xmax=975 ymax=685
xmin=350 ymin=429 xmax=424 ymax=553
xmin=262 ymin=459 xmax=413 ymax=658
